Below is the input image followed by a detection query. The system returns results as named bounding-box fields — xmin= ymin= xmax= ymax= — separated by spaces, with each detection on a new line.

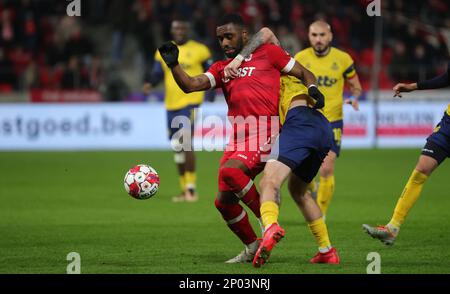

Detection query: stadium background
xmin=0 ymin=0 xmax=450 ymax=274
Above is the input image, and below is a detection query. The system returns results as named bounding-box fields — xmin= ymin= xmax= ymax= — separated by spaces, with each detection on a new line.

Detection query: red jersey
xmin=205 ymin=44 xmax=295 ymax=144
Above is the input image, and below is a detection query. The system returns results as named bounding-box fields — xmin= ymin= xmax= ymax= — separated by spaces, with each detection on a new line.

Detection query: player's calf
xmin=214 ymin=197 xmax=259 ymax=246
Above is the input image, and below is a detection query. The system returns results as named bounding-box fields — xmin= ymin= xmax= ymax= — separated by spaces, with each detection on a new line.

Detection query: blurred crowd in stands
xmin=0 ymin=0 xmax=449 ymax=98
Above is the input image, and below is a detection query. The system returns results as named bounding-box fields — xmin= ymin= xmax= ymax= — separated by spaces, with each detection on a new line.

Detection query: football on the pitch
xmin=124 ymin=164 xmax=160 ymax=199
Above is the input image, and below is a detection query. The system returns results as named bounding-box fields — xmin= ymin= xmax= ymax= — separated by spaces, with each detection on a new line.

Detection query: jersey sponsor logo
xmin=222 ymin=67 xmax=256 ymax=83
xmin=317 ymin=76 xmax=338 ymax=87
xmin=236 ymin=67 xmax=256 ymax=78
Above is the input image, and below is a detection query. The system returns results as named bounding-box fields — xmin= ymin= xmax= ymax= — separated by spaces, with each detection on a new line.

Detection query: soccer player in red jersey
xmin=157 ymin=14 xmax=324 ymax=263
xmin=224 ymin=27 xmax=340 ymax=267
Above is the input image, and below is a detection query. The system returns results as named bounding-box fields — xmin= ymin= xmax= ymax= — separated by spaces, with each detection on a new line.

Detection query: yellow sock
xmin=308 ymin=217 xmax=331 ymax=249
xmin=260 ymin=201 xmax=279 ymax=228
xmin=389 ymin=169 xmax=428 ymax=228
xmin=307 ymin=181 xmax=317 ymax=193
xmin=184 ymin=171 xmax=196 ymax=190
xmin=317 ymin=176 xmax=335 ymax=215
xmin=179 ymin=174 xmax=186 ymax=192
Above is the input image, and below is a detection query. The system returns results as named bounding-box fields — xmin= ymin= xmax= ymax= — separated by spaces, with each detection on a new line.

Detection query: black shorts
xmin=277 ymin=106 xmax=333 ymax=183
xmin=421 ymin=140 xmax=449 ymax=165
xmin=166 ymin=104 xmax=199 ymax=140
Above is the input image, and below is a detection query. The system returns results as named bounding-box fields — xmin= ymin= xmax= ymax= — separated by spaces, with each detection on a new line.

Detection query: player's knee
xmin=218 ymin=167 xmax=241 ymax=190
xmin=173 ymin=151 xmax=186 ymax=164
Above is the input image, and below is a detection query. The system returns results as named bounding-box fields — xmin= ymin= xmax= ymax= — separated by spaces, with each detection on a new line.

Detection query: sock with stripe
xmin=214 ymin=199 xmax=257 ymax=245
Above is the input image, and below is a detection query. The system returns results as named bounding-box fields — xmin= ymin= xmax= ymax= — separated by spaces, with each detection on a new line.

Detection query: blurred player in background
xmin=363 ymin=61 xmax=450 ymax=245
xmin=158 ymin=14 xmax=326 ymax=264
xmin=224 ymin=26 xmax=340 ymax=267
xmin=296 ymin=21 xmax=362 ymax=218
xmin=143 ymin=18 xmax=212 ymax=202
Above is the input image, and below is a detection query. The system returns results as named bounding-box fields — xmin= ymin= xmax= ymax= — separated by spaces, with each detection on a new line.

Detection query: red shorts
xmin=219 ymin=136 xmax=273 ymax=179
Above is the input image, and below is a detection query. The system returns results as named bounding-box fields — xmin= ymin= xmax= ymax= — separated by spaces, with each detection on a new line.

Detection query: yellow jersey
xmin=155 ymin=40 xmax=211 ymax=111
xmin=294 ymin=47 xmax=356 ymax=122
xmin=447 ymin=104 xmax=450 ymax=116
xmin=279 ymin=75 xmax=309 ymax=125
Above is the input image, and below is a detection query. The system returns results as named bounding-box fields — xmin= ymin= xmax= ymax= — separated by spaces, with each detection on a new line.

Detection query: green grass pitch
xmin=0 ymin=149 xmax=449 ymax=274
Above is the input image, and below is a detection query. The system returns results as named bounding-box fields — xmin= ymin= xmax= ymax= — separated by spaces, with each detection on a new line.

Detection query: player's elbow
xmin=260 ymin=27 xmax=274 ymax=42
xmin=181 ymin=85 xmax=194 ymax=93
xmin=176 ymin=82 xmax=194 ymax=93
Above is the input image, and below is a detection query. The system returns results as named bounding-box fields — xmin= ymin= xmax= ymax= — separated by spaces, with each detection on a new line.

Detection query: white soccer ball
xmin=124 ymin=164 xmax=160 ymax=199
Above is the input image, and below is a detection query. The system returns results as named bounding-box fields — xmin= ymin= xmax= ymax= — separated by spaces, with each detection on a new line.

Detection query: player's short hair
xmin=172 ymin=14 xmax=190 ymax=25
xmin=309 ymin=20 xmax=332 ymax=32
xmin=218 ymin=13 xmax=245 ymax=28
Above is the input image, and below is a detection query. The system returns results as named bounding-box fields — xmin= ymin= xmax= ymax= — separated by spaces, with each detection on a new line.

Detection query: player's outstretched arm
xmin=224 ymin=27 xmax=280 ymax=78
xmin=394 ymin=65 xmax=449 ymax=97
xmin=393 ymin=83 xmax=418 ymax=98
xmin=158 ymin=42 xmax=211 ymax=93
xmin=288 ymin=61 xmax=325 ymax=109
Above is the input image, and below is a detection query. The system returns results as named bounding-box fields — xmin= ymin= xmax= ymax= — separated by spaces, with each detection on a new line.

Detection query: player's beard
xmin=224 ymin=38 xmax=243 ymax=59
xmin=313 ymin=44 xmax=331 ymax=56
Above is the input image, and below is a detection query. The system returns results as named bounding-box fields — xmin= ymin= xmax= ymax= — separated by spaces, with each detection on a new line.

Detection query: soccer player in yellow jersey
xmin=143 ymin=19 xmax=212 ymax=202
xmin=295 ymin=21 xmax=362 ymax=218
xmin=363 ymin=61 xmax=450 ymax=245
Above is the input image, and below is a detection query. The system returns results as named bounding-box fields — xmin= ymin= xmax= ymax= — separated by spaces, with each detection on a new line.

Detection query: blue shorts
xmin=277 ymin=106 xmax=333 ymax=183
xmin=330 ymin=120 xmax=343 ymax=157
xmin=166 ymin=104 xmax=199 ymax=140
xmin=423 ymin=111 xmax=450 ymax=162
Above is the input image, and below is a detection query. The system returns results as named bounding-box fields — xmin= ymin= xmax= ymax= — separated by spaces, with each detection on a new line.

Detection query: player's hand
xmin=224 ymin=55 xmax=243 ymax=79
xmin=393 ymin=83 xmax=417 ymax=98
xmin=308 ymin=85 xmax=325 ymax=109
xmin=344 ymin=98 xmax=359 ymax=111
xmin=158 ymin=42 xmax=179 ymax=69
xmin=142 ymin=83 xmax=152 ymax=95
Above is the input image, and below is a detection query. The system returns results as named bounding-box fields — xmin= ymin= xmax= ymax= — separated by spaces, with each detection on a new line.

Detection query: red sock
xmin=214 ymin=199 xmax=257 ymax=245
xmin=240 ymin=184 xmax=261 ymax=218
xmin=219 ymin=167 xmax=261 ymax=218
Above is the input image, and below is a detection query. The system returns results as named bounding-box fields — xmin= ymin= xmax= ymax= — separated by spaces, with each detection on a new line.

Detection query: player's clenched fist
xmin=308 ymin=85 xmax=325 ymax=109
xmin=158 ymin=42 xmax=179 ymax=68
